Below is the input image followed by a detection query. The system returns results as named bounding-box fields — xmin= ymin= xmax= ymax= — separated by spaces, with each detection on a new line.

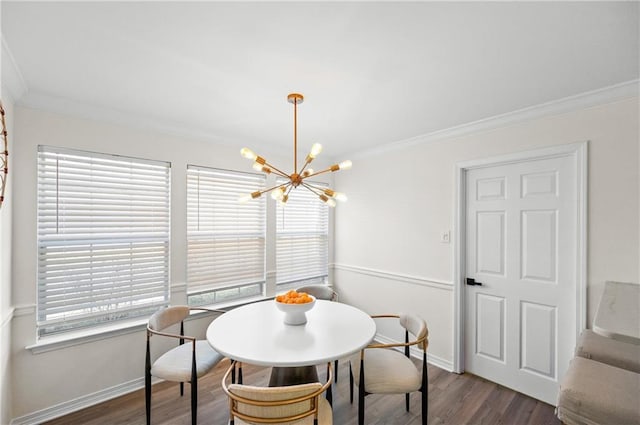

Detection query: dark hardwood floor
xmin=44 ymin=359 xmax=560 ymax=425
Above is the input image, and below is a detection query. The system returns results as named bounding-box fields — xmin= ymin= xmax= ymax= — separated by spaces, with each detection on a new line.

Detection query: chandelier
xmin=239 ymin=93 xmax=351 ymax=207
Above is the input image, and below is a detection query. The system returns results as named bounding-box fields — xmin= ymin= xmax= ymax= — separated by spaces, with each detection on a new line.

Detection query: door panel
xmin=476 ymin=293 xmax=505 ymax=362
xmin=465 ymin=154 xmax=576 ymax=405
xmin=476 ymin=211 xmax=505 ymax=275
xmin=521 ymin=301 xmax=556 ymax=378
xmin=521 ymin=210 xmax=557 ymax=282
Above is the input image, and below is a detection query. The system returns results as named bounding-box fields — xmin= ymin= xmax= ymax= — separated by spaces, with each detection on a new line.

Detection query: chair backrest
xmin=227 ymin=382 xmax=323 ymax=424
xmin=148 ymin=306 xmax=190 ymax=331
xmin=296 ymin=285 xmax=337 ymax=301
xmin=399 ymin=314 xmax=428 ymax=350
xmin=223 ymin=361 xmax=332 ymax=424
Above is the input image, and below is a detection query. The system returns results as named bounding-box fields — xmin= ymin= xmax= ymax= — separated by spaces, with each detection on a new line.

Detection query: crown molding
xmin=351 ymin=79 xmax=640 ymax=159
xmin=1 ymin=35 xmax=28 ymax=102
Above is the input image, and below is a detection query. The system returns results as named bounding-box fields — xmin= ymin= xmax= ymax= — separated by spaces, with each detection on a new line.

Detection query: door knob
xmin=466 ymin=278 xmax=483 ymax=286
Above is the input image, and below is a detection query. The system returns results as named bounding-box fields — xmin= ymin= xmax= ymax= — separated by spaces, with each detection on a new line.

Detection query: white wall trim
xmin=1 ymin=35 xmax=28 ymax=101
xmin=9 ymin=376 xmax=149 ymax=425
xmin=13 ymin=304 xmax=35 ymax=317
xmin=27 ymin=319 xmax=149 ymax=355
xmin=1 ymin=307 xmax=14 ymax=328
xmin=332 ymin=263 xmax=453 ymax=291
xmin=374 ymin=333 xmax=453 ymax=372
xmin=350 ymin=80 xmax=638 ymax=159
xmin=452 ymin=141 xmax=588 ymax=373
xmin=171 ymin=282 xmax=187 ymax=292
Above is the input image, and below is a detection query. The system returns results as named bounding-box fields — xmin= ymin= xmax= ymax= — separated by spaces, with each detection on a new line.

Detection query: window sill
xmin=27 ymin=318 xmax=150 ymax=354
xmin=27 ymin=295 xmax=274 ymax=355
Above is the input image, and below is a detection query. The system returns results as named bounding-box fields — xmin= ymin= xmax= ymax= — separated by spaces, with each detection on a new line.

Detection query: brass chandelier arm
xmin=264 ymin=164 xmax=290 ymax=179
xmin=300 ymin=166 xmax=334 ymax=180
xmin=240 ymin=93 xmax=350 ymax=206
xmin=301 ymin=182 xmax=323 ymax=196
xmin=298 ymin=158 xmax=312 ymax=175
xmin=251 ymin=181 xmax=292 ymax=198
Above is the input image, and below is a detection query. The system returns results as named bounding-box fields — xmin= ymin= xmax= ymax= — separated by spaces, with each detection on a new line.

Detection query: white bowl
xmin=275 ymin=295 xmax=316 ymax=325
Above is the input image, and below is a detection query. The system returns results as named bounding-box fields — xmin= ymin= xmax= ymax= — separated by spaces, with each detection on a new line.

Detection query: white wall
xmin=7 ymin=96 xmax=639 ymax=420
xmin=9 ymin=106 xmax=333 ymax=421
xmin=333 ymin=97 xmax=639 ymax=369
xmin=0 ymin=95 xmax=14 ymax=425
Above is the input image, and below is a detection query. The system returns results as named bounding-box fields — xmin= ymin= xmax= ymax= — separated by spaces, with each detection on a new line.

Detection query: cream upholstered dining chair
xmin=295 ymin=284 xmax=340 ymax=382
xmin=349 ymin=314 xmax=429 ymax=425
xmin=222 ymin=360 xmax=334 ymax=425
xmin=145 ymin=306 xmax=226 ymax=425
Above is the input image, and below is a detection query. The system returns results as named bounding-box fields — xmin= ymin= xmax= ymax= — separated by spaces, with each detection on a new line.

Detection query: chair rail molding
xmin=1 ymin=307 xmax=14 ymax=328
xmin=13 ymin=304 xmax=36 ymax=317
xmin=332 ymin=263 xmax=453 ymax=291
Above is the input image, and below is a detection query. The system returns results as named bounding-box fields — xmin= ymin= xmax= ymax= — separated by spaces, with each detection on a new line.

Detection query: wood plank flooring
xmin=44 ymin=359 xmax=560 ymax=425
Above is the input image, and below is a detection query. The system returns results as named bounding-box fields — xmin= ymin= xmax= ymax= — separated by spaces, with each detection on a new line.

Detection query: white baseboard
xmin=374 ymin=333 xmax=454 ymax=372
xmin=10 ymin=377 xmax=148 ymax=425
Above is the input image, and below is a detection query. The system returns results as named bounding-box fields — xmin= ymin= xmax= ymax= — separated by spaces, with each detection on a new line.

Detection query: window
xmin=187 ymin=166 xmax=266 ymax=306
xmin=37 ymin=146 xmax=170 ymax=337
xmin=276 ymin=180 xmax=329 ymax=289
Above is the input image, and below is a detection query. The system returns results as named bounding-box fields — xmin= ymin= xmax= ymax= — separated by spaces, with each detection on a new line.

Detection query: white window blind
xmin=276 ymin=180 xmax=329 ymax=287
xmin=187 ymin=166 xmax=266 ymax=306
xmin=37 ymin=146 xmax=170 ymax=337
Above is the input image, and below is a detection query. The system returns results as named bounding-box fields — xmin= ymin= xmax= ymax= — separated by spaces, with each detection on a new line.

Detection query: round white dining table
xmin=206 ymin=299 xmax=376 ymax=369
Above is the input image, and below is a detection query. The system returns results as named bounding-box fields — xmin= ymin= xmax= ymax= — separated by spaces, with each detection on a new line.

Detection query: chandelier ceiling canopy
xmin=239 ymin=93 xmax=351 ymax=207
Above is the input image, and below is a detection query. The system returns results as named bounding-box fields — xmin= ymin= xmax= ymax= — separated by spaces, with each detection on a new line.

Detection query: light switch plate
xmin=441 ymin=231 xmax=450 ymax=243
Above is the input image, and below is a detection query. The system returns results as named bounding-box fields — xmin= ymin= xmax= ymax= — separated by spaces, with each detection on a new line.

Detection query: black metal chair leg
xmin=406 ymin=393 xmax=410 ymax=411
xmin=145 ymin=339 xmax=152 ymax=425
xmin=422 ymin=388 xmax=428 ymax=425
xmin=191 ymin=380 xmax=197 ymax=425
xmin=180 ymin=382 xmax=184 ymax=396
xmin=358 ymin=358 xmax=365 ymax=425
xmin=334 ymin=359 xmax=339 ymax=383
xmin=422 ymin=352 xmax=428 ymax=424
xmin=191 ymin=349 xmax=197 ymax=425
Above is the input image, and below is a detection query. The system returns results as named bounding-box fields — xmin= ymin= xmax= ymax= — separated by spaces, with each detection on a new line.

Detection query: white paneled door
xmin=464 ymin=155 xmax=577 ymax=405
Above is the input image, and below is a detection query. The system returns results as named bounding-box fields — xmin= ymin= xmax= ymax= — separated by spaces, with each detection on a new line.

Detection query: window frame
xmin=36 ymin=145 xmax=171 ymax=338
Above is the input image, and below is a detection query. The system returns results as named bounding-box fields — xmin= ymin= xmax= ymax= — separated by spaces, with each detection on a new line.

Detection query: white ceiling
xmin=1 ymin=1 xmax=638 ymax=159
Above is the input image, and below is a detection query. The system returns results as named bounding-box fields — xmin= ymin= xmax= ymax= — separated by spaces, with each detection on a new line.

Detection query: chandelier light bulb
xmin=319 ymin=194 xmax=337 ymax=207
xmin=271 ymin=187 xmax=285 ymax=200
xmin=309 ymin=143 xmax=323 ymax=158
xmin=252 ymin=163 xmax=272 ymax=174
xmin=238 ymin=194 xmax=252 ymax=203
xmin=302 ymin=168 xmax=314 ymax=177
xmin=338 ymin=160 xmax=352 ymax=170
xmin=334 ymin=192 xmax=348 ymax=202
xmin=240 ymin=147 xmax=257 ymax=160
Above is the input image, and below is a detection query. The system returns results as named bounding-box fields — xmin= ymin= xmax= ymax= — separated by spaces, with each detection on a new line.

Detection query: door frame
xmin=452 ymin=141 xmax=588 ymax=373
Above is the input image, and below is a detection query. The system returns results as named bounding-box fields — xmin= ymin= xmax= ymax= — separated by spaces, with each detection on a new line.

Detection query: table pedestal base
xmin=268 ymin=365 xmax=332 ymax=406
xmin=269 ymin=366 xmax=318 ymax=387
